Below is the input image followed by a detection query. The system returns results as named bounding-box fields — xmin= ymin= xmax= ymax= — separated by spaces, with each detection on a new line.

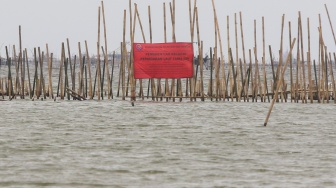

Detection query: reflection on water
xmin=0 ymin=100 xmax=336 ymax=187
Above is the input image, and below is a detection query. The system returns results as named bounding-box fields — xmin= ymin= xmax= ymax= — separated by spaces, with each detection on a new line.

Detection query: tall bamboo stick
xmin=25 ymin=49 xmax=32 ymax=99
xmin=264 ymin=38 xmax=296 ymax=126
xmin=299 ymin=12 xmax=307 ymax=103
xmin=101 ymin=1 xmax=111 ymax=99
xmin=97 ymin=7 xmax=101 ymax=100
xmin=325 ymin=4 xmax=336 ymax=46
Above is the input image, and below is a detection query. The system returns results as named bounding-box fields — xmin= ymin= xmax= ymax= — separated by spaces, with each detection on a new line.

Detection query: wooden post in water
xmin=25 ymin=49 xmax=32 ymax=99
xmin=38 ymin=47 xmax=46 ymax=99
xmin=325 ymin=4 xmax=336 ymax=46
xmin=148 ymin=5 xmax=156 ymax=101
xmin=97 ymin=7 xmax=101 ymax=101
xmin=307 ymin=18 xmax=313 ymax=103
xmin=111 ymin=51 xmax=115 ymax=99
xmin=101 ymin=1 xmax=111 ymax=99
xmin=288 ymin=21 xmax=293 ymax=102
xmin=85 ymin=41 xmax=93 ymax=99
xmin=5 ymin=47 xmax=13 ymax=99
xmin=66 ymin=39 xmax=73 ymax=99
xmin=262 ymin=17 xmax=268 ymax=102
xmin=299 ymin=12 xmax=307 ymax=103
xmin=264 ymin=38 xmax=296 ymax=126
xmin=211 ymin=0 xmax=227 ymax=101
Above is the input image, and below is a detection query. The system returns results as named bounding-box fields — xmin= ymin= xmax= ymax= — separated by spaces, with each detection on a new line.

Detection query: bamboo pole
xmin=32 ymin=48 xmax=39 ymax=98
xmin=97 ymin=7 xmax=101 ymax=100
xmin=299 ymin=12 xmax=307 ymax=103
xmin=47 ymin=45 xmax=53 ymax=99
xmin=262 ymin=17 xmax=267 ymax=102
xmin=328 ymin=52 xmax=335 ymax=103
xmin=100 ymin=47 xmax=105 ymax=100
xmin=234 ymin=13 xmax=240 ymax=101
xmin=195 ymin=8 xmax=204 ymax=101
xmin=122 ymin=10 xmax=127 ymax=100
xmin=19 ymin=26 xmax=24 ymax=99
xmin=288 ymin=21 xmax=293 ymax=102
xmin=117 ymin=42 xmax=122 ymax=98
xmin=239 ymin=12 xmax=248 ymax=101
xmin=169 ymin=2 xmax=176 ymax=101
xmin=229 ymin=48 xmax=238 ymax=101
xmin=248 ymin=49 xmax=253 ymax=102
xmin=78 ymin=42 xmax=84 ymax=96
xmin=25 ymin=49 xmax=32 ymax=99
xmin=264 ymin=38 xmax=296 ymax=126
xmin=211 ymin=0 xmax=226 ymax=101
xmin=5 ymin=47 xmax=13 ymax=98
xmin=134 ymin=3 xmax=146 ymax=100
xmin=38 ymin=47 xmax=46 ymax=99
xmin=66 ymin=39 xmax=73 ymax=99
xmin=314 ymin=60 xmax=321 ymax=103
xmin=101 ymin=1 xmax=111 ymax=99
xmin=148 ymin=5 xmax=156 ymax=101
xmin=227 ymin=16 xmax=234 ymax=101
xmin=12 ymin=46 xmax=19 ymax=97
xmin=111 ymin=51 xmax=115 ymax=99
xmin=307 ymin=18 xmax=313 ymax=103
xmin=332 ymin=53 xmax=336 ymax=103
xmin=325 ymin=4 xmax=336 ymax=46
xmin=129 ymin=0 xmax=135 ymax=101
xmin=85 ymin=41 xmax=93 ymax=99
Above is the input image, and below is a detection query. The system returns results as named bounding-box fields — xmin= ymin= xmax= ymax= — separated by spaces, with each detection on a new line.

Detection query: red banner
xmin=133 ymin=42 xmax=194 ymax=79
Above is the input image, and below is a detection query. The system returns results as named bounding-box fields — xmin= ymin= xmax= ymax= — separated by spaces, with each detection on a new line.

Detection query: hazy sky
xmin=1 ymin=0 xmax=336 ymax=61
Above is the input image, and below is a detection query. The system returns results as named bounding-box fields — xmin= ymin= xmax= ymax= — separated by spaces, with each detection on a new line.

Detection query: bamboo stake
xmin=66 ymin=39 xmax=73 ymax=99
xmin=229 ymin=48 xmax=238 ymax=101
xmin=129 ymin=0 xmax=135 ymax=101
xmin=248 ymin=49 xmax=253 ymax=102
xmin=211 ymin=0 xmax=227 ymax=101
xmin=73 ymin=55 xmax=77 ymax=97
xmin=5 ymin=47 xmax=13 ymax=98
xmin=307 ymin=18 xmax=313 ymax=103
xmin=111 ymin=51 xmax=115 ymax=99
xmin=32 ymin=48 xmax=39 ymax=98
xmin=325 ymin=4 xmax=336 ymax=46
xmin=13 ymin=46 xmax=19 ymax=97
xmin=85 ymin=41 xmax=93 ymax=99
xmin=324 ymin=46 xmax=329 ymax=103
xmin=117 ymin=42 xmax=122 ymax=98
xmin=313 ymin=60 xmax=320 ymax=103
xmin=134 ymin=3 xmax=145 ymax=100
xmin=97 ymin=7 xmax=101 ymax=100
xmin=328 ymin=52 xmax=335 ymax=103
xmin=25 ymin=49 xmax=32 ymax=99
xmin=264 ymin=38 xmax=296 ymax=126
xmin=227 ymin=16 xmax=233 ymax=101
xmin=19 ymin=26 xmax=24 ymax=99
xmin=101 ymin=1 xmax=111 ymax=99
xmin=38 ymin=47 xmax=46 ymax=99
xmin=169 ymin=2 xmax=176 ymax=101
xmin=122 ymin=10 xmax=127 ymax=100
xmin=239 ymin=12 xmax=248 ymax=101
xmin=148 ymin=5 xmax=156 ymax=101
xmin=299 ymin=12 xmax=307 ymax=103
xmin=288 ymin=21 xmax=293 ymax=102
xmin=235 ymin=13 xmax=240 ymax=101
xmin=332 ymin=53 xmax=336 ymax=103
xmin=47 ymin=45 xmax=53 ymax=99
xmin=262 ymin=17 xmax=267 ymax=102
xmin=195 ymin=8 xmax=204 ymax=101
xmin=164 ymin=3 xmax=169 ymax=101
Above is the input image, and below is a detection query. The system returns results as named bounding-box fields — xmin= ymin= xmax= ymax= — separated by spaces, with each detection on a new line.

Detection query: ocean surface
xmin=0 ymin=99 xmax=335 ymax=187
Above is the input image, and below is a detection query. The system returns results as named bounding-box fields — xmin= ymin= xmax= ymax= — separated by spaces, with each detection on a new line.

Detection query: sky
xmin=1 ymin=0 xmax=336 ymax=61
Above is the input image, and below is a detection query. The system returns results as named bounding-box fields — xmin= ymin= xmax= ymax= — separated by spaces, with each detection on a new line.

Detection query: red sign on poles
xmin=133 ymin=42 xmax=194 ymax=79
